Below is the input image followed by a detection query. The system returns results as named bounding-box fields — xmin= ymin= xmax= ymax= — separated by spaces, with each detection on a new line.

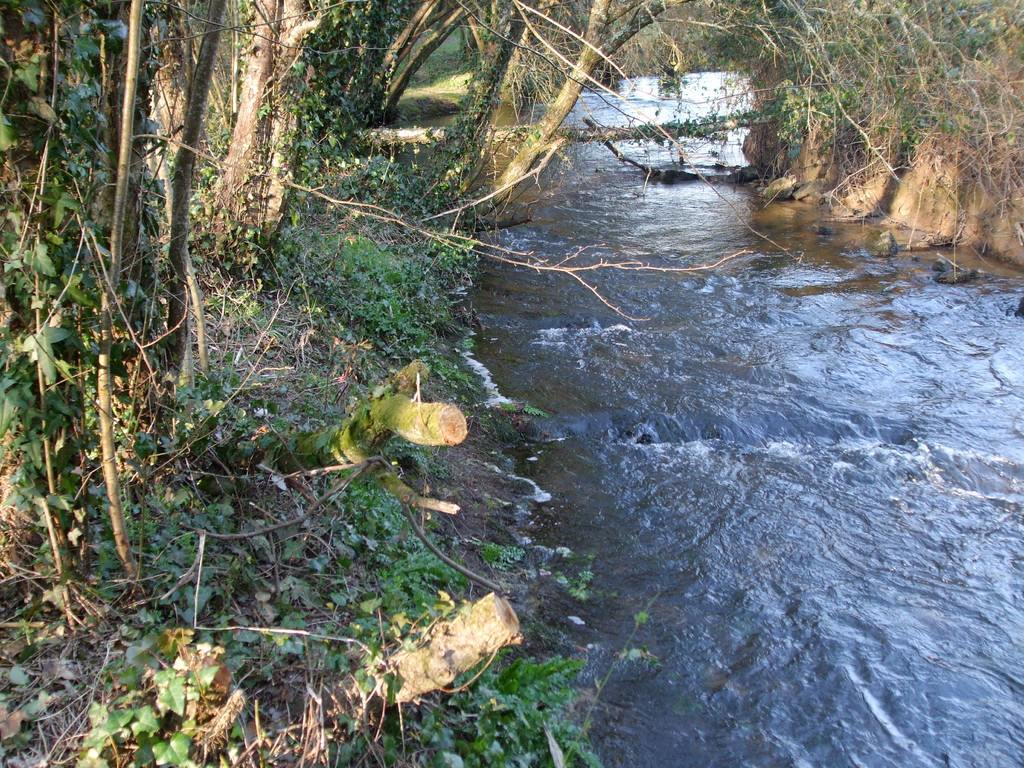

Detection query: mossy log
xmin=290 ymin=362 xmax=466 ymax=467
xmin=336 ymin=396 xmax=467 ymax=461
xmin=281 ymin=361 xmax=466 ymax=514
xmin=387 ymin=592 xmax=521 ymax=703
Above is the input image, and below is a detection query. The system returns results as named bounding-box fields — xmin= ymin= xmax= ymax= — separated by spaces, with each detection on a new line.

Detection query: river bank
xmin=3 ymin=37 xmax=607 ymax=767
xmin=745 ymin=125 xmax=1024 ymax=267
xmin=0 ymin=216 xmax=595 ymax=767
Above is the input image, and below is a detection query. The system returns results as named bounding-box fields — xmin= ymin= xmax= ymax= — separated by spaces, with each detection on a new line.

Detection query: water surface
xmin=472 ymin=74 xmax=1024 ymax=767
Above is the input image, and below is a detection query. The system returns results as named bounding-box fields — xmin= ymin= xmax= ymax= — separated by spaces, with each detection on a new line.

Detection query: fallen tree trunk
xmin=387 ymin=592 xmax=521 ymax=703
xmin=367 ymin=116 xmax=754 ymax=147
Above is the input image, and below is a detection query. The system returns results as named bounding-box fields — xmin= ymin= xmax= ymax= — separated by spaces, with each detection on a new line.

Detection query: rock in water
xmin=1015 ymin=297 xmax=1024 ymax=317
xmin=793 ymin=179 xmax=826 ymax=203
xmin=865 ymin=230 xmax=899 ymax=257
xmin=934 ymin=267 xmax=980 ymax=284
xmin=760 ymin=176 xmax=799 ymax=200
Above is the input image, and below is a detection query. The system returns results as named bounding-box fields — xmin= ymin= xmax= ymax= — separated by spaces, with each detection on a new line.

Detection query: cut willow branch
xmin=269 ymin=362 xmax=465 ymax=514
xmin=387 ymin=592 xmax=520 ymax=702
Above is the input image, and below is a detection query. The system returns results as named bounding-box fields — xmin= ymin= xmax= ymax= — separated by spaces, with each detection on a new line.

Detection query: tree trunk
xmin=99 ymin=0 xmax=148 ymax=581
xmin=153 ymin=12 xmax=190 ymax=150
xmin=383 ymin=5 xmax=468 ymax=121
xmin=213 ymin=0 xmax=319 ymax=232
xmin=466 ymin=16 xmax=487 ymax=53
xmin=368 ymin=115 xmax=752 ymax=146
xmin=426 ymin=9 xmax=526 ymax=194
xmin=494 ymin=0 xmax=692 ymax=195
xmin=494 ymin=0 xmax=613 ymax=192
xmin=167 ymin=0 xmax=227 ymax=372
xmin=384 ymin=0 xmax=448 ymax=76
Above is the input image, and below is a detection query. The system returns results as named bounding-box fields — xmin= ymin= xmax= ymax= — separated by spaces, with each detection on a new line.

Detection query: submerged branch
xmin=582 ymin=118 xmax=699 ymax=183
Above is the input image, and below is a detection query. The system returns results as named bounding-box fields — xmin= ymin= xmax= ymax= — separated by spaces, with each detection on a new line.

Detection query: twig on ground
xmin=399 ymin=503 xmax=503 ymax=594
xmin=188 ymin=461 xmax=376 ymax=541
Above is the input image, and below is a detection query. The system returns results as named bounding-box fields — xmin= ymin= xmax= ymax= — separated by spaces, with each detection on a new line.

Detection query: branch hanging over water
xmin=484 ymin=246 xmax=757 ymax=322
xmin=143 ymin=137 xmax=761 ymax=323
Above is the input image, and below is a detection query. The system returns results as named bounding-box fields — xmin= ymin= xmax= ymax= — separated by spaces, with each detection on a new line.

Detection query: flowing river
xmin=470 ymin=74 xmax=1024 ymax=767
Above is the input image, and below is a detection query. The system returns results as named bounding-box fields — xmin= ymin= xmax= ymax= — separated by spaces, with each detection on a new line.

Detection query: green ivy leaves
xmin=152 ymin=733 xmax=191 ymax=766
xmin=153 ymin=671 xmax=186 ymax=717
xmin=21 ymin=327 xmax=70 ymax=385
xmin=0 ymin=111 xmax=16 ymax=151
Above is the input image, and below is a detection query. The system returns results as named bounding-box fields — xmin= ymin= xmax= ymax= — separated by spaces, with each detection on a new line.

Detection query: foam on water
xmin=461 ymin=345 xmax=512 ymax=406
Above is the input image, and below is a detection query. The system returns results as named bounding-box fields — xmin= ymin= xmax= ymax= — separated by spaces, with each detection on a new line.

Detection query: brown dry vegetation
xmin=723 ymin=0 xmax=1024 ymax=261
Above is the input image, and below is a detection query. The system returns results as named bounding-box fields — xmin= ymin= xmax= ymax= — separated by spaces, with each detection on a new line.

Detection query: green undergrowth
xmin=64 ymin=479 xmax=583 ymax=768
xmin=1 ymin=206 xmax=596 ymax=766
xmin=410 ymin=37 xmax=476 ymax=91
